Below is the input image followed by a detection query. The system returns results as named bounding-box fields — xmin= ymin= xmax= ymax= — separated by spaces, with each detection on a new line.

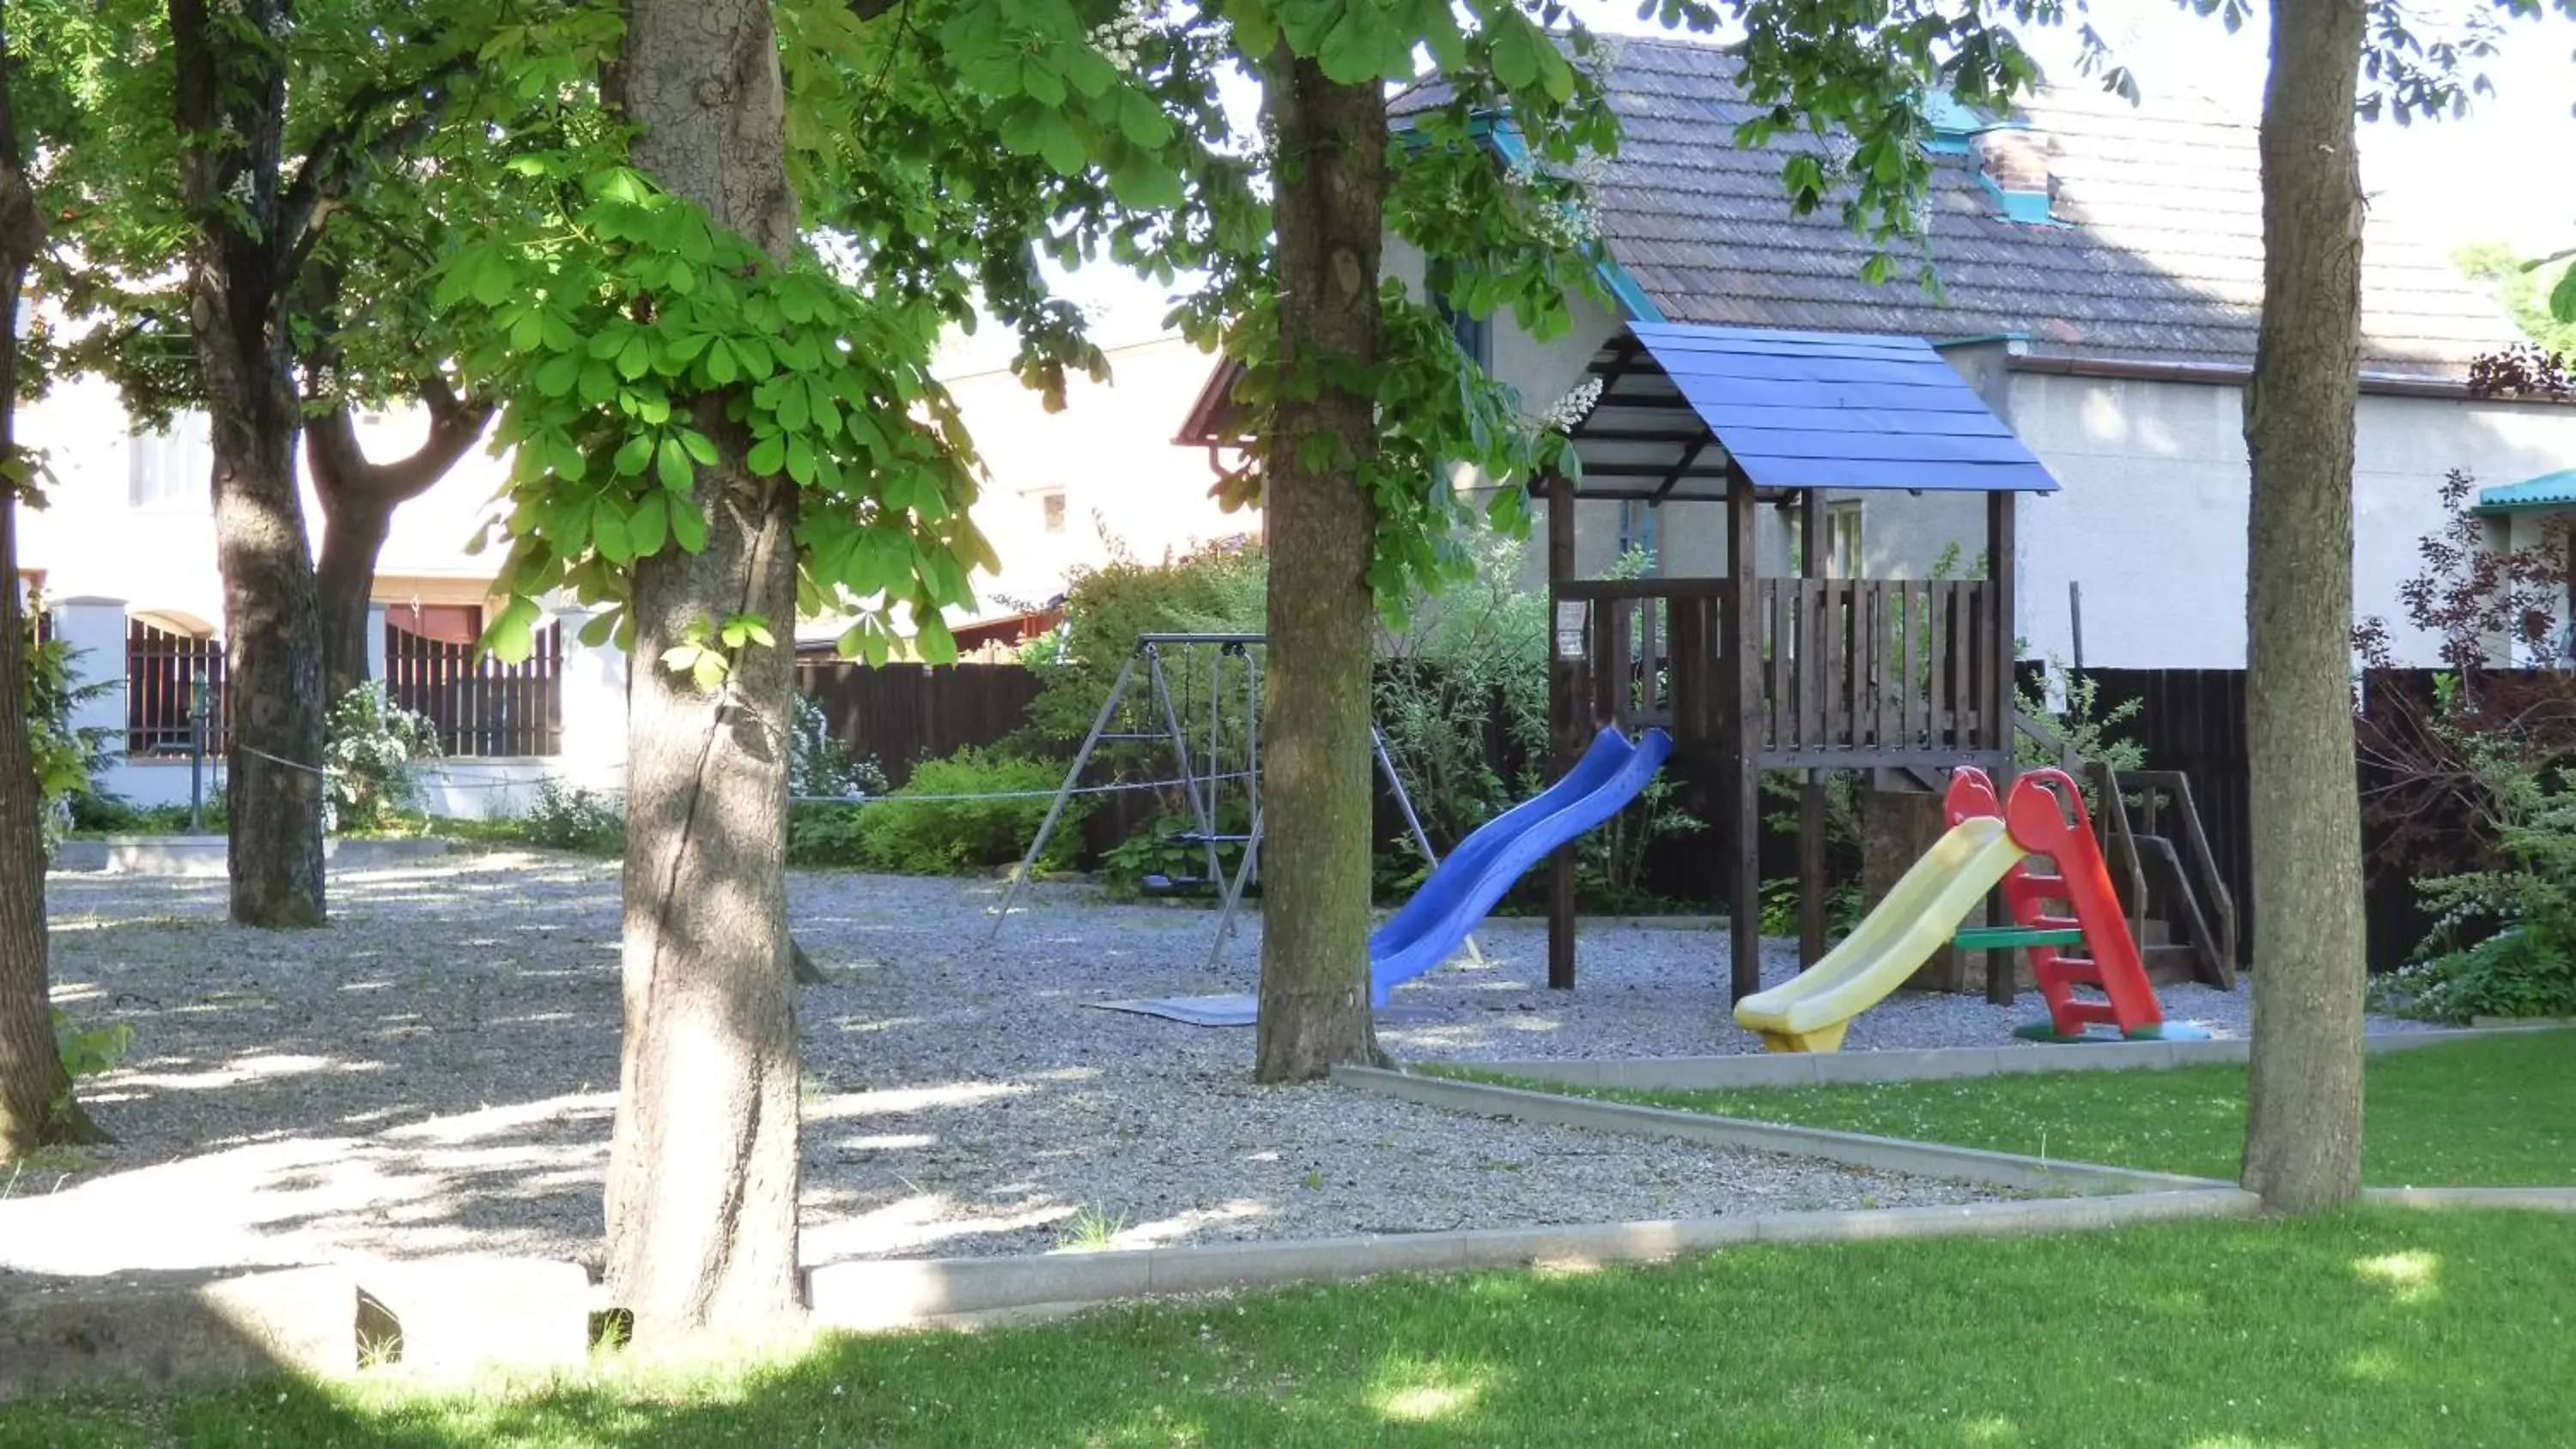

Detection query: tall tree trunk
xmin=1253 ymin=55 xmax=1383 ymax=1082
xmin=314 ymin=495 xmax=392 ymax=708
xmin=602 ymin=0 xmax=805 ymax=1336
xmin=305 ymin=396 xmax=489 ymax=707
xmin=0 ymin=26 xmax=99 ymax=1152
xmin=2240 ymin=0 xmax=2369 ymax=1211
xmin=207 ymin=400 xmax=327 ymax=927
xmin=173 ymin=0 xmax=325 ymax=928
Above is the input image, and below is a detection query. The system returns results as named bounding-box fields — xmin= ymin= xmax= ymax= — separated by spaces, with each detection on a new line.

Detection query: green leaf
xmin=1116 ymin=90 xmax=1174 ymax=149
xmin=484 ymin=597 xmax=543 ymax=663
xmin=577 ymin=609 xmax=621 ymax=648
xmin=534 ymin=351 xmax=582 ymax=397
xmin=677 ymin=427 xmax=719 ymax=465
xmin=657 ymin=438 xmax=695 ymax=493
xmin=617 ymin=333 xmax=654 ymax=381
xmin=747 ymin=433 xmax=787 ymax=475
xmin=914 ymin=611 xmax=959 ymax=665
xmin=671 ymin=498 xmax=709 ymax=553
xmin=1037 ymin=123 xmax=1089 ymax=177
xmin=592 ymin=502 xmax=633 ymax=563
xmin=614 ymin=433 xmax=654 ymax=477
xmin=707 ymin=337 xmax=740 ymax=385
xmin=2555 ymin=265 xmax=2576 ymax=325
xmin=629 ymin=492 xmax=669 ymax=555
xmin=470 ymin=252 xmax=513 ymax=309
xmin=1488 ymin=19 xmax=1540 ymax=90
xmin=1109 ymin=155 xmax=1184 ymax=209
xmin=785 ymin=433 xmax=817 ymax=485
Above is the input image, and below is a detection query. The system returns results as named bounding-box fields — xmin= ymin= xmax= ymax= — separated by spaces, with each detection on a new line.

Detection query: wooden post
xmin=1724 ymin=472 xmax=1763 ymax=1003
xmin=1984 ymin=488 xmax=2020 ymax=1006
xmin=1546 ymin=480 xmax=1578 ymax=991
xmin=1797 ymin=488 xmax=1827 ymax=967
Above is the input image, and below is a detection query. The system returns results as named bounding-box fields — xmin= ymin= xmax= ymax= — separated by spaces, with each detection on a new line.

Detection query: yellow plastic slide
xmin=1733 ymin=817 xmax=2029 ymax=1052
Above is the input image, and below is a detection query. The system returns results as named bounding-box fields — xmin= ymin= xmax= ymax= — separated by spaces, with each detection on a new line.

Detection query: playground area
xmin=0 ymin=855 xmax=2182 ymax=1282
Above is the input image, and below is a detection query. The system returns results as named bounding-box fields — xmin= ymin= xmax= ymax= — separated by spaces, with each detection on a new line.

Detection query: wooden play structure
xmin=1539 ymin=322 xmax=2232 ymax=1004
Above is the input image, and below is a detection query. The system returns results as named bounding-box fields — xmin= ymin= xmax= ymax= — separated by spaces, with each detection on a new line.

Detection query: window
xmin=128 ymin=414 xmax=211 ymax=510
xmin=1616 ymin=499 xmax=1659 ymax=572
xmin=1038 ymin=490 xmax=1067 ymax=535
xmin=1826 ymin=501 xmax=1863 ymax=578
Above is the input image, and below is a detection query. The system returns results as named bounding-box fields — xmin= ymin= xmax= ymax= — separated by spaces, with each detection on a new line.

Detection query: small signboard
xmin=1553 ymin=600 xmax=1588 ymax=659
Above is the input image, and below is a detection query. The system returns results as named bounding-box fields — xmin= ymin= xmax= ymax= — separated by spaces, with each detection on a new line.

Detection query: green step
xmin=1953 ymin=925 xmax=2087 ymax=951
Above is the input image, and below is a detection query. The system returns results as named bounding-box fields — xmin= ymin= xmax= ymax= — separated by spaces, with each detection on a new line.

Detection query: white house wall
xmin=2008 ymin=372 xmax=2576 ymax=669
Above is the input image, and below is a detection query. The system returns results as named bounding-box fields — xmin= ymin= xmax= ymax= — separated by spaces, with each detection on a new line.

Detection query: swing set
xmin=985 ymin=632 xmax=1465 ymax=967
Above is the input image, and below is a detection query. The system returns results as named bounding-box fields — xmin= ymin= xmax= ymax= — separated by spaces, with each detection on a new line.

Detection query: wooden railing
xmin=126 ymin=619 xmax=228 ymax=758
xmin=385 ymin=621 xmax=564 ymax=757
xmin=1751 ymin=578 xmax=1998 ymax=761
xmin=1552 ymin=575 xmax=2003 ymax=765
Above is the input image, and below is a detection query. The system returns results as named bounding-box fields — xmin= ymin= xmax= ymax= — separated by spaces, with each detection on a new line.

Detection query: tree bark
xmin=313 ymin=490 xmax=392 ymax=709
xmin=0 ymin=34 xmax=100 ymax=1153
xmin=307 ymin=393 xmax=491 ymax=706
xmin=602 ymin=0 xmax=805 ymax=1337
xmin=173 ymin=0 xmax=326 ymax=928
xmin=1252 ymin=54 xmax=1383 ymax=1082
xmin=2239 ymin=0 xmax=2369 ymax=1212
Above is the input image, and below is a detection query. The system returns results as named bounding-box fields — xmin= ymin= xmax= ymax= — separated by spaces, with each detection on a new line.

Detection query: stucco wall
xmin=940 ymin=332 xmax=1258 ymax=615
xmin=2007 ymin=372 xmax=2576 ymax=669
xmin=17 ymin=378 xmax=512 ymax=624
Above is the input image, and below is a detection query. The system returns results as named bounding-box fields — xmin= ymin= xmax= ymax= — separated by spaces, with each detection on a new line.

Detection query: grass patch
xmin=1432 ymin=1028 xmax=2576 ymax=1186
xmin=3 ymin=1208 xmax=2572 ymax=1446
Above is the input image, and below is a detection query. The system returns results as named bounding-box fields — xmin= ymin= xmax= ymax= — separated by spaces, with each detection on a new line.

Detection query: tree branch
xmin=274 ymin=48 xmax=476 ymax=278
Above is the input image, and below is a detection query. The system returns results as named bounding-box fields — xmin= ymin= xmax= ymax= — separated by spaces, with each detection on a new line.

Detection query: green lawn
xmin=4 ymin=1208 xmax=2571 ymax=1446
xmin=1437 ymin=1028 xmax=2576 ymax=1185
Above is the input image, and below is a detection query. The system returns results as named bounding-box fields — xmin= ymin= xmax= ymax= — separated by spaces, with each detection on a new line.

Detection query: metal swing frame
xmin=985 ymin=632 xmax=1467 ymax=968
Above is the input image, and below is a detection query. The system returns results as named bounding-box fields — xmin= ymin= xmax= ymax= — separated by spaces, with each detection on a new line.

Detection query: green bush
xmin=68 ymin=788 xmax=227 ymax=835
xmin=2372 ymin=927 xmax=2576 ymax=1025
xmin=1098 ymin=803 xmax=1250 ymax=898
xmin=2373 ymin=759 xmax=2576 ymax=1024
xmin=1372 ymin=533 xmax=1549 ymax=852
xmin=445 ymin=781 xmax=627 ymax=856
xmin=23 ymin=633 xmax=117 ymax=852
xmin=813 ymin=748 xmax=1086 ymax=875
xmin=1018 ymin=543 xmax=1266 ymax=754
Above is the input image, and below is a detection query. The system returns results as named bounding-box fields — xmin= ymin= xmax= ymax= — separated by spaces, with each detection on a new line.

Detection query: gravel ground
xmin=7 ymin=856 xmax=2416 ymax=1277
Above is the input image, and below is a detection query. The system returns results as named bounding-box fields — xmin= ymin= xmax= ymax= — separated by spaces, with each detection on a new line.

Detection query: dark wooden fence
xmin=384 ymin=621 xmax=564 ymax=757
xmin=125 ymin=619 xmax=228 ymax=757
xmin=2080 ymin=665 xmax=2520 ymax=973
xmin=797 ymin=660 xmax=1044 ymax=788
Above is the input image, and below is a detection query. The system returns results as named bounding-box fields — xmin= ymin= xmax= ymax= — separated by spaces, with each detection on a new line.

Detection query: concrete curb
xmin=49 ymin=835 xmax=453 ymax=877
xmin=802 ymin=1188 xmax=2257 ymax=1331
xmin=1330 ymin=1065 xmax=2226 ymax=1196
xmin=2363 ymin=1186 xmax=2576 ymax=1211
xmin=1438 ymin=1024 xmax=2567 ymax=1092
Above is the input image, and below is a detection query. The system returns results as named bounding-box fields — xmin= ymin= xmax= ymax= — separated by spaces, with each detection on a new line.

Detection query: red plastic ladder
xmin=1946 ymin=767 xmax=2166 ymax=1039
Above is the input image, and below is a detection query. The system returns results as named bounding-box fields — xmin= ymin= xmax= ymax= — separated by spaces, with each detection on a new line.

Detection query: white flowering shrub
xmin=325 ymin=682 xmax=441 ymax=834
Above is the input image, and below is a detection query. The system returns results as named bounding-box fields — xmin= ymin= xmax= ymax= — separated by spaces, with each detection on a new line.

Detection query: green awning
xmin=2476 ymin=468 xmax=2576 ymax=515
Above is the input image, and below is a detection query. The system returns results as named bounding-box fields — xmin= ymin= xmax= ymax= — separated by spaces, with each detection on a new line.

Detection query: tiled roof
xmin=1473 ymin=35 xmax=2523 ymax=377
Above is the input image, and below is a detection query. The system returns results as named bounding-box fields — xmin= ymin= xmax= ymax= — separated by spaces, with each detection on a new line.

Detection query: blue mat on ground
xmin=1087 ymin=994 xmax=1443 ymax=1028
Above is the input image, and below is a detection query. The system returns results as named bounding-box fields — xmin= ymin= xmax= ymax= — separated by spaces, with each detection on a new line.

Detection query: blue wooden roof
xmin=1619 ymin=322 xmax=2060 ymax=495
xmin=2475 ymin=468 xmax=2576 ymax=515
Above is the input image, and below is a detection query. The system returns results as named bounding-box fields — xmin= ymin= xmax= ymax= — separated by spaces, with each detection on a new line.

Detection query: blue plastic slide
xmin=1366 ymin=724 xmax=1674 ymax=1005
